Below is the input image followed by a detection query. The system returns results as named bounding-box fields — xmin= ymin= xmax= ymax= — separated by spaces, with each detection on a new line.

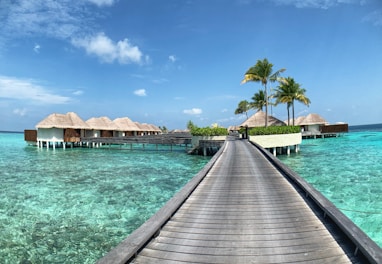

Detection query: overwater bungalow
xmin=85 ymin=116 xmax=118 ymax=138
xmin=134 ymin=122 xmax=150 ymax=136
xmin=291 ymin=113 xmax=348 ymax=138
xmin=240 ymin=110 xmax=286 ymax=128
xmin=297 ymin=113 xmax=328 ymax=134
xmin=26 ymin=112 xmax=166 ymax=148
xmin=35 ymin=112 xmax=89 ymax=149
xmin=113 ymin=117 xmax=141 ymax=137
xmin=145 ymin=123 xmax=162 ymax=135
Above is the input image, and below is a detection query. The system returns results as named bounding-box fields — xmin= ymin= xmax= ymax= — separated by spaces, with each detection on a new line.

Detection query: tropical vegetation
xmin=187 ymin=120 xmax=228 ymax=136
xmin=239 ymin=58 xmax=311 ymax=127
xmin=274 ymin=77 xmax=310 ymax=125
xmin=246 ymin=126 xmax=300 ymax=135
xmin=234 ymin=100 xmax=251 ymax=119
xmin=251 ymin=90 xmax=266 ymax=112
xmin=241 ymin=58 xmax=286 ymax=127
xmin=190 ymin=126 xmax=228 ymax=136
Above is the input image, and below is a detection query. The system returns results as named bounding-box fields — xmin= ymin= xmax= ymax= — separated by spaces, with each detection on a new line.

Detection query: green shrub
xmin=248 ymin=126 xmax=300 ymax=135
xmin=190 ymin=126 xmax=228 ymax=136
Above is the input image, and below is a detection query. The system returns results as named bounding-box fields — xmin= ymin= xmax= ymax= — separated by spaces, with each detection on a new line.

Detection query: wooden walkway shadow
xmin=97 ymin=137 xmax=382 ymax=264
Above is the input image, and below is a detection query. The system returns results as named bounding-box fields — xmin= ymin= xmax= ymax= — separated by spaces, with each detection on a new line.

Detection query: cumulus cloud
xmin=1 ymin=1 xmax=148 ymax=62
xmin=134 ymin=89 xmax=147 ymax=96
xmin=0 ymin=76 xmax=71 ymax=104
xmin=183 ymin=108 xmax=202 ymax=115
xmin=71 ymin=32 xmax=144 ymax=64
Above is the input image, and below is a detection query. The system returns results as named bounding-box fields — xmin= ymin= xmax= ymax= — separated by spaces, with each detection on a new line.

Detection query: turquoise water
xmin=2 ymin=129 xmax=382 ymax=263
xmin=0 ymin=132 xmax=210 ymax=263
xmin=278 ymin=126 xmax=382 ymax=248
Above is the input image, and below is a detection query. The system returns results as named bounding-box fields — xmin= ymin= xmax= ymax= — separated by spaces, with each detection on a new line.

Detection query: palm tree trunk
xmin=292 ymin=100 xmax=295 ymax=126
xmin=287 ymin=106 xmax=290 ymax=126
xmin=264 ymin=86 xmax=268 ymax=127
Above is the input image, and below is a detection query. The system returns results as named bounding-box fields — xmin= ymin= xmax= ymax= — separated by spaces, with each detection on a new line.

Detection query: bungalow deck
xmin=97 ymin=137 xmax=382 ymax=264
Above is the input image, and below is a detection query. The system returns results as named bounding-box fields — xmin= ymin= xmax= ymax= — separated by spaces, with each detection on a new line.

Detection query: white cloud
xmin=71 ymin=32 xmax=144 ymax=64
xmin=33 ymin=44 xmax=40 ymax=53
xmin=13 ymin=108 xmax=27 ymax=116
xmin=134 ymin=89 xmax=147 ymax=96
xmin=0 ymin=76 xmax=71 ymax=104
xmin=2 ymin=2 xmax=150 ymax=62
xmin=152 ymin=78 xmax=169 ymax=84
xmin=169 ymin=55 xmax=177 ymax=62
xmin=2 ymin=0 xmax=91 ymax=40
xmin=271 ymin=0 xmax=360 ymax=9
xmin=363 ymin=10 xmax=382 ymax=27
xmin=183 ymin=108 xmax=202 ymax=115
xmin=87 ymin=0 xmax=117 ymax=7
xmin=72 ymin=90 xmax=84 ymax=96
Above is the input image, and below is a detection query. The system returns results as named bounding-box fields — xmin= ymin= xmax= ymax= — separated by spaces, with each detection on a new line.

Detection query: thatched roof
xmin=297 ymin=113 xmax=328 ymax=125
xmin=228 ymin=126 xmax=240 ymax=131
xmin=86 ymin=116 xmax=118 ymax=130
xmin=36 ymin=112 xmax=163 ymax=132
xmin=36 ymin=112 xmax=89 ymax=129
xmin=135 ymin=122 xmax=151 ymax=131
xmin=144 ymin=123 xmax=162 ymax=132
xmin=240 ymin=111 xmax=285 ymax=128
xmin=284 ymin=116 xmax=306 ymax=126
xmin=113 ymin=117 xmax=141 ymax=131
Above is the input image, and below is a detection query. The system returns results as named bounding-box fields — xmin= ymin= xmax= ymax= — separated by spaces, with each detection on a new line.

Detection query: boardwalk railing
xmin=251 ymin=141 xmax=382 ymax=264
xmin=81 ymin=133 xmax=192 ymax=146
xmin=97 ymin=139 xmax=382 ymax=264
xmin=96 ymin=142 xmax=226 ymax=264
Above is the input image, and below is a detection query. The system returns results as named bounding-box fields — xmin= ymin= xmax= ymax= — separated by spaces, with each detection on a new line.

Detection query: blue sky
xmin=1 ymin=0 xmax=381 ymax=131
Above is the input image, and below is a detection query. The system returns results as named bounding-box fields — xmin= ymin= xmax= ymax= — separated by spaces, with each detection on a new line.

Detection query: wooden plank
xmin=136 ymin=247 xmax=351 ymax=264
xmin=131 ymin=139 xmax=356 ymax=263
xmin=251 ymin=141 xmax=382 ymax=263
xmin=96 ymin=142 xmax=227 ymax=264
xmin=98 ymin=138 xmax=381 ymax=264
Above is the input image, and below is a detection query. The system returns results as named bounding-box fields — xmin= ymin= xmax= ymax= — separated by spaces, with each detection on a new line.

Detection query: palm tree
xmin=274 ymin=83 xmax=293 ymax=125
xmin=250 ymin=90 xmax=266 ymax=112
xmin=242 ymin=58 xmax=286 ymax=127
xmin=275 ymin=77 xmax=311 ymax=125
xmin=234 ymin=100 xmax=251 ymax=119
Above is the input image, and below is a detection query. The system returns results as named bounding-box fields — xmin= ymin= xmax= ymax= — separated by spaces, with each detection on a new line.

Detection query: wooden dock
xmin=97 ymin=137 xmax=382 ymax=264
xmin=81 ymin=133 xmax=192 ymax=146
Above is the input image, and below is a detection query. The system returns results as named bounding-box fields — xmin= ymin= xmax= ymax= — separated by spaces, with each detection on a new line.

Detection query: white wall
xmin=249 ymin=133 xmax=302 ymax=148
xmin=37 ymin=128 xmax=64 ymax=142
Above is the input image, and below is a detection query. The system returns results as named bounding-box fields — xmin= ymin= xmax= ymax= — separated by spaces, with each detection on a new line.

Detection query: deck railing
xmin=252 ymin=141 xmax=382 ymax=264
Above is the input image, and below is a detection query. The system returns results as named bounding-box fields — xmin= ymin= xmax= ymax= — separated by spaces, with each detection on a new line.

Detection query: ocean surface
xmin=0 ymin=133 xmax=210 ymax=263
xmin=1 ymin=125 xmax=381 ymax=263
xmin=278 ymin=123 xmax=382 ymax=249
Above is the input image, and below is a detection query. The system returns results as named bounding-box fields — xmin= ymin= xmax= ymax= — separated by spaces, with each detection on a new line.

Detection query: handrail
xmin=250 ymin=141 xmax=382 ymax=264
xmin=96 ymin=141 xmax=227 ymax=264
